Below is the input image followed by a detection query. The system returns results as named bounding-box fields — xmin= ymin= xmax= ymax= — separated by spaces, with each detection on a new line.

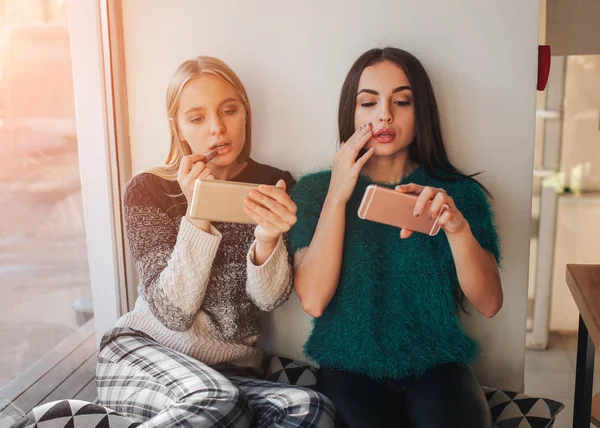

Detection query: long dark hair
xmin=338 ymin=47 xmax=490 ymax=197
xmin=339 ymin=47 xmax=489 ymax=312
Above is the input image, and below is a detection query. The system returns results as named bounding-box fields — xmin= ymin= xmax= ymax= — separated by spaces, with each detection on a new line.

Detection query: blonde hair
xmin=148 ymin=56 xmax=252 ymax=181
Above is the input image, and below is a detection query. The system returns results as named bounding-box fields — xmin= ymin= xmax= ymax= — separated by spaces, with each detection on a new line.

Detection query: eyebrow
xmin=357 ymin=86 xmax=412 ymax=96
xmin=184 ymin=97 xmax=240 ymax=114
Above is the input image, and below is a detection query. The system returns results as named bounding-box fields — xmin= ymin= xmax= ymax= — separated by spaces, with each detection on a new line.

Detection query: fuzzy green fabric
xmin=290 ymin=165 xmax=501 ymax=380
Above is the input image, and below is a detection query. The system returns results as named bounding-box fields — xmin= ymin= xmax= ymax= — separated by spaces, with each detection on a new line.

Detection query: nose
xmin=210 ymin=115 xmax=226 ymax=135
xmin=379 ymin=102 xmax=393 ymax=123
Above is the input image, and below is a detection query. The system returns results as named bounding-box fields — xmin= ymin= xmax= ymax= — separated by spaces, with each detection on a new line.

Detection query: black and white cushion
xmin=14 ymin=399 xmax=139 ymax=428
xmin=265 ymin=356 xmax=318 ymax=387
xmin=483 ymin=386 xmax=564 ymax=428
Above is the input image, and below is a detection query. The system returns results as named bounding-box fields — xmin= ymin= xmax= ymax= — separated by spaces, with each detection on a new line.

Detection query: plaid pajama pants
xmin=96 ymin=328 xmax=335 ymax=428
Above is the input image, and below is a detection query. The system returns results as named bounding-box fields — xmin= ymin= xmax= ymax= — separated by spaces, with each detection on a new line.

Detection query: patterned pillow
xmin=13 ymin=399 xmax=139 ymax=428
xmin=264 ymin=355 xmax=564 ymax=427
xmin=265 ymin=355 xmax=318 ymax=388
xmin=483 ymin=387 xmax=564 ymax=428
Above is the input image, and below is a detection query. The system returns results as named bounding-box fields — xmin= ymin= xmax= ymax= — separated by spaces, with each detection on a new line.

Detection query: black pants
xmin=317 ymin=363 xmax=491 ymax=428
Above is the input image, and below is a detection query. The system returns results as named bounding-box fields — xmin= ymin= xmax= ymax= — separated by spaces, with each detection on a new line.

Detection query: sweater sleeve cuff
xmin=246 ymin=235 xmax=291 ymax=309
xmin=247 ymin=235 xmax=285 ymax=269
xmin=179 ymin=217 xmax=222 ymax=254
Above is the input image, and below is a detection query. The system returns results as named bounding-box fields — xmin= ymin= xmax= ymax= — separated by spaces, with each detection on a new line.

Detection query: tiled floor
xmin=525 ymin=333 xmax=596 ymax=428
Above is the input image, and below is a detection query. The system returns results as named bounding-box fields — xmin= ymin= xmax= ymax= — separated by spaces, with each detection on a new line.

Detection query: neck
xmin=209 ymin=159 xmax=249 ymax=181
xmin=361 ymin=149 xmax=414 ymax=184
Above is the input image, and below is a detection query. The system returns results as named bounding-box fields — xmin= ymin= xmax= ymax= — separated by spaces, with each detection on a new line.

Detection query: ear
xmin=169 ymin=117 xmax=184 ymax=141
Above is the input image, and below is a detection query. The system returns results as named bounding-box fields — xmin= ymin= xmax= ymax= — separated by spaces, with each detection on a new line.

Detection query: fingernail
xmin=368 ymin=122 xmax=372 ymax=127
xmin=414 ymin=209 xmax=419 ymax=217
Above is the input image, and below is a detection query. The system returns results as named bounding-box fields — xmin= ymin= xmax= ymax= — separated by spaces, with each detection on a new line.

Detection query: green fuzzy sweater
xmin=290 ymin=165 xmax=501 ymax=381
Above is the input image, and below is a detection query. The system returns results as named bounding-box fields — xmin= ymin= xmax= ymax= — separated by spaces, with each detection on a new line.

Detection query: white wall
xmin=121 ymin=0 xmax=539 ymax=392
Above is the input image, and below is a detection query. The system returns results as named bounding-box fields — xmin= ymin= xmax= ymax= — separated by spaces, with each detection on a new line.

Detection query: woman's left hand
xmin=395 ymin=183 xmax=467 ymax=239
xmin=244 ymin=179 xmax=297 ymax=246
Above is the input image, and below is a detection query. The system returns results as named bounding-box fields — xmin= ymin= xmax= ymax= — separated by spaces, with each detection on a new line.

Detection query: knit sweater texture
xmin=290 ymin=165 xmax=501 ymax=380
xmin=114 ymin=159 xmax=295 ymax=368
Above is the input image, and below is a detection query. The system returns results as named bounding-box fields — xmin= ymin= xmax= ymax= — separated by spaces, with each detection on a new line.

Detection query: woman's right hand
xmin=327 ymin=123 xmax=374 ymax=204
xmin=178 ymin=154 xmax=214 ymax=230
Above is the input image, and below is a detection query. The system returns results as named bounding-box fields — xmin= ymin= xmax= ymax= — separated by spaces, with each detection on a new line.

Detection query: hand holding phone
xmin=396 ymin=183 xmax=467 ymax=238
xmin=244 ymin=179 xmax=298 ymax=252
xmin=358 ymin=184 xmax=449 ymax=237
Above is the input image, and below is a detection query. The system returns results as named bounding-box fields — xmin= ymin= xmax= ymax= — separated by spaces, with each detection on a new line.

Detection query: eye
xmin=394 ymin=101 xmax=411 ymax=107
xmin=190 ymin=116 xmax=204 ymax=123
xmin=222 ymin=108 xmax=237 ymax=115
xmin=360 ymin=102 xmax=377 ymax=108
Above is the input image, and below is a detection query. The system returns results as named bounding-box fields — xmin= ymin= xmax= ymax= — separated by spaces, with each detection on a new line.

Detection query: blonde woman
xmin=96 ymin=57 xmax=334 ymax=428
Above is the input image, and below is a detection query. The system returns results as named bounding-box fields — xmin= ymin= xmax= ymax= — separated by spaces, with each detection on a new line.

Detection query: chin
xmin=214 ymin=151 xmax=243 ymax=166
xmin=372 ymin=146 xmax=400 ymax=156
xmin=211 ymin=157 xmax=234 ymax=167
xmin=374 ymin=143 xmax=410 ymax=156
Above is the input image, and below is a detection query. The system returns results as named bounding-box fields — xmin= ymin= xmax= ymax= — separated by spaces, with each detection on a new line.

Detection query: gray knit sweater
xmin=115 ymin=159 xmax=295 ymax=368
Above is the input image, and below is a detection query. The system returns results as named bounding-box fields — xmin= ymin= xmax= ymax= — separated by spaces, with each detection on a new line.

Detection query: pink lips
xmin=373 ymin=128 xmax=397 ymax=144
xmin=208 ymin=141 xmax=231 ymax=156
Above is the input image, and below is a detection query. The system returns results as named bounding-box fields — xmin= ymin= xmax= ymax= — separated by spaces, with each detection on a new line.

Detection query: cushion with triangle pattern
xmin=264 ymin=355 xmax=564 ymax=427
xmin=12 ymin=399 xmax=140 ymax=428
xmin=264 ymin=355 xmax=317 ymax=388
xmin=482 ymin=386 xmax=564 ymax=428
